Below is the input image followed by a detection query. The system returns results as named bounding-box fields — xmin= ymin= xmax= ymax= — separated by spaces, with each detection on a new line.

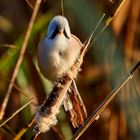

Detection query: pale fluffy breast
xmin=37 ymin=34 xmax=83 ymax=82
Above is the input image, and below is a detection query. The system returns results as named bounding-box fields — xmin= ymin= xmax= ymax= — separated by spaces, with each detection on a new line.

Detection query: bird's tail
xmin=63 ymin=80 xmax=87 ymax=128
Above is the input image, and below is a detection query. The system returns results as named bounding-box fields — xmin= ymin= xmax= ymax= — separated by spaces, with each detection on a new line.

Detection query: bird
xmin=37 ymin=15 xmax=87 ymax=128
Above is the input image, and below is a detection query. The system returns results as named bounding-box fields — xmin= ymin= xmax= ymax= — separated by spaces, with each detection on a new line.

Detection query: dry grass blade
xmin=26 ymin=0 xmax=34 ymax=9
xmin=0 ymin=0 xmax=41 ymax=120
xmin=83 ymin=13 xmax=105 ymax=49
xmin=13 ymin=118 xmax=35 ymax=140
xmin=32 ymin=132 xmax=40 ymax=140
xmin=0 ymin=73 xmax=36 ymax=102
xmin=0 ymin=44 xmax=33 ymax=54
xmin=0 ymin=44 xmax=19 ymax=49
xmin=90 ymin=0 xmax=126 ymax=46
xmin=71 ymin=60 xmax=140 ymax=140
xmin=0 ymin=124 xmax=16 ymax=138
xmin=0 ymin=98 xmax=34 ymax=128
xmin=61 ymin=0 xmax=64 ymax=16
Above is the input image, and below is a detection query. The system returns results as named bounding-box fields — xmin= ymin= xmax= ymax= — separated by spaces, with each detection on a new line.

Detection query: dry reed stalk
xmin=13 ymin=118 xmax=35 ymax=140
xmin=89 ymin=0 xmax=126 ymax=46
xmin=26 ymin=0 xmax=34 ymax=9
xmin=0 ymin=98 xmax=34 ymax=128
xmin=71 ymin=61 xmax=140 ymax=140
xmin=0 ymin=0 xmax=41 ymax=120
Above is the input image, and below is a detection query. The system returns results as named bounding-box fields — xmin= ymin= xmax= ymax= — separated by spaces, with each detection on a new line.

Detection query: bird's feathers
xmin=37 ymin=15 xmax=87 ymax=128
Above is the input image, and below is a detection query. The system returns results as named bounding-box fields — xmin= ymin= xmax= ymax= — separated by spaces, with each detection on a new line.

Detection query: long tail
xmin=63 ymin=80 xmax=87 ymax=128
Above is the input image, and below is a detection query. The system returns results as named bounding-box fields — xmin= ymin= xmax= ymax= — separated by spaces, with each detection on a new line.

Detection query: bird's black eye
xmin=64 ymin=28 xmax=70 ymax=39
xmin=49 ymin=27 xmax=59 ymax=40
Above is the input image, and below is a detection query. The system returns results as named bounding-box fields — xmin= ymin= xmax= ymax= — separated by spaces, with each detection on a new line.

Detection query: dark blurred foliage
xmin=0 ymin=0 xmax=140 ymax=140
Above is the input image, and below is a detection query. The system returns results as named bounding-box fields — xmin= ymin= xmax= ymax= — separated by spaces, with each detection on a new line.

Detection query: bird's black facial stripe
xmin=64 ymin=28 xmax=70 ymax=39
xmin=49 ymin=27 xmax=70 ymax=40
xmin=49 ymin=27 xmax=59 ymax=40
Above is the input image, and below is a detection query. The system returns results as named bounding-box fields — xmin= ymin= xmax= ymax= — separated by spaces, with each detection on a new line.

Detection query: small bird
xmin=37 ymin=15 xmax=87 ymax=128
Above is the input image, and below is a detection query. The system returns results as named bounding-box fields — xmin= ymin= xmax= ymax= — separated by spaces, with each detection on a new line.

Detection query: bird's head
xmin=47 ymin=15 xmax=71 ymax=40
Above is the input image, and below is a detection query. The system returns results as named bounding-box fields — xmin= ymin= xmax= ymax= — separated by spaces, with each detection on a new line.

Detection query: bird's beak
xmin=59 ymin=29 xmax=63 ymax=34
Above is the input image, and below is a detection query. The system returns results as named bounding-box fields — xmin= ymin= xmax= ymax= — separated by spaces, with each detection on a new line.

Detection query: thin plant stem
xmin=13 ymin=118 xmax=35 ymax=140
xmin=71 ymin=61 xmax=140 ymax=140
xmin=61 ymin=0 xmax=64 ymax=16
xmin=26 ymin=0 xmax=34 ymax=9
xmin=32 ymin=131 xmax=40 ymax=140
xmin=0 ymin=98 xmax=34 ymax=128
xmin=0 ymin=44 xmax=33 ymax=54
xmin=84 ymin=13 xmax=105 ymax=51
xmin=0 ymin=73 xmax=34 ymax=100
xmin=0 ymin=44 xmax=19 ymax=49
xmin=0 ymin=0 xmax=41 ymax=120
xmin=1 ymin=124 xmax=16 ymax=137
xmin=84 ymin=13 xmax=105 ymax=45
xmin=89 ymin=0 xmax=126 ymax=47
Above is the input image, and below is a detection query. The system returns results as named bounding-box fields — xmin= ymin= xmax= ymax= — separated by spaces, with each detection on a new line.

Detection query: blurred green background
xmin=0 ymin=0 xmax=140 ymax=140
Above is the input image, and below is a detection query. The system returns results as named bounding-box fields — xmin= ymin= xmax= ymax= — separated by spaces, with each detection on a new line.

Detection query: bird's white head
xmin=47 ymin=15 xmax=71 ymax=40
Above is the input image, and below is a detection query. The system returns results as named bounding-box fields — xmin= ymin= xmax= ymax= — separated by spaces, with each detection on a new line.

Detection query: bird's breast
xmin=37 ymin=37 xmax=71 ymax=81
xmin=37 ymin=35 xmax=82 ymax=82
